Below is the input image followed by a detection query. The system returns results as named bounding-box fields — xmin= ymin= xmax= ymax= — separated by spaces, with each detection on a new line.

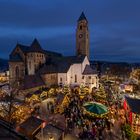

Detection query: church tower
xmin=76 ymin=12 xmax=89 ymax=59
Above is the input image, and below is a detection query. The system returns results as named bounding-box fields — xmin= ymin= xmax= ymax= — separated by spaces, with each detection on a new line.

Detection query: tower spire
xmin=76 ymin=12 xmax=89 ymax=59
xmin=78 ymin=12 xmax=87 ymax=22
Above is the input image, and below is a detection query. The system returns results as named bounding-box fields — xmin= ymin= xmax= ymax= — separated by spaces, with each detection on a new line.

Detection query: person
xmin=92 ymin=125 xmax=96 ymax=138
xmin=121 ymin=125 xmax=126 ymax=140
xmin=106 ymin=119 xmax=111 ymax=130
xmin=110 ymin=117 xmax=115 ymax=127
xmin=98 ymin=127 xmax=103 ymax=140
xmin=102 ymin=127 xmax=108 ymax=140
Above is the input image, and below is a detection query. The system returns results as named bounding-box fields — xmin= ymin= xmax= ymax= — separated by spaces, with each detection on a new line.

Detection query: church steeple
xmin=76 ymin=12 xmax=89 ymax=59
xmin=78 ymin=12 xmax=87 ymax=22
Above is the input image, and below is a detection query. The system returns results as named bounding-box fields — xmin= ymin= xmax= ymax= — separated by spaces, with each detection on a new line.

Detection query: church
xmin=9 ymin=12 xmax=99 ymax=91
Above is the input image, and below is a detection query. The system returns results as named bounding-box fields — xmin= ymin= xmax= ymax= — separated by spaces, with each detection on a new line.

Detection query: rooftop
xmin=19 ymin=116 xmax=44 ymax=136
xmin=83 ymin=65 xmax=97 ymax=75
xmin=125 ymin=95 xmax=140 ymax=114
xmin=78 ymin=12 xmax=87 ymax=22
xmin=38 ymin=55 xmax=86 ymax=74
xmin=10 ymin=38 xmax=62 ymax=61
xmin=9 ymin=53 xmax=23 ymax=62
xmin=36 ymin=124 xmax=63 ymax=140
xmin=22 ymin=75 xmax=45 ymax=90
xmin=0 ymin=118 xmax=28 ymax=140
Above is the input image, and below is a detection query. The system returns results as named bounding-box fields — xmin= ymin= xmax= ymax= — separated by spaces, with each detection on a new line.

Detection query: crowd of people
xmin=63 ymin=91 xmax=124 ymax=140
xmin=41 ymin=85 xmax=128 ymax=140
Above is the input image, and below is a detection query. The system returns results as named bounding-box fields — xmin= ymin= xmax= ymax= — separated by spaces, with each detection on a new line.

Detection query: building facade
xmin=39 ymin=56 xmax=99 ymax=90
xmin=76 ymin=12 xmax=89 ymax=59
xmin=124 ymin=95 xmax=140 ymax=135
xmin=9 ymin=12 xmax=98 ymax=90
xmin=9 ymin=39 xmax=61 ymax=88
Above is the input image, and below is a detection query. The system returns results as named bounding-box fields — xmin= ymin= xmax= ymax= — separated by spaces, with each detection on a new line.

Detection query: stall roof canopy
xmin=125 ymin=95 xmax=140 ymax=114
xmin=19 ymin=116 xmax=44 ymax=135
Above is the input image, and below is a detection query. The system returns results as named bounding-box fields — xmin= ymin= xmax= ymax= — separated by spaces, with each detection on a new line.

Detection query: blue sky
xmin=0 ymin=0 xmax=140 ymax=62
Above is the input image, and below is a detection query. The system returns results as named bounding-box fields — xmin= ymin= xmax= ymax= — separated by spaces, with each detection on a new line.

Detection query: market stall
xmin=83 ymin=101 xmax=108 ymax=118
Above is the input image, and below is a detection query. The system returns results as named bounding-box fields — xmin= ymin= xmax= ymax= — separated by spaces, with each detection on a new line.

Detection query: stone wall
xmin=41 ymin=73 xmax=58 ymax=87
xmin=9 ymin=61 xmax=25 ymax=87
xmin=26 ymin=52 xmax=46 ymax=75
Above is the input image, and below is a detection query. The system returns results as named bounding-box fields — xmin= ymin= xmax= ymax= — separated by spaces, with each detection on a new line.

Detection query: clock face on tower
xmin=79 ymin=34 xmax=83 ymax=38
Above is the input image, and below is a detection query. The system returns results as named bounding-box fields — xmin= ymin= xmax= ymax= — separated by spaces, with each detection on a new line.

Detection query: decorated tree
xmin=11 ymin=105 xmax=33 ymax=125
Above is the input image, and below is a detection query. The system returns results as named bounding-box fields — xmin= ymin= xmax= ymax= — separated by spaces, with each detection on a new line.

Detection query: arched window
xmin=60 ymin=77 xmax=62 ymax=82
xmin=15 ymin=66 xmax=19 ymax=78
xmin=80 ymin=25 xmax=82 ymax=30
xmin=75 ymin=75 xmax=77 ymax=83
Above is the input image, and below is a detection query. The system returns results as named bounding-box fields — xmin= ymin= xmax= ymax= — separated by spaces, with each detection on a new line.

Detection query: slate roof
xmin=64 ymin=55 xmax=86 ymax=63
xmin=37 ymin=124 xmax=63 ymax=140
xmin=78 ymin=12 xmax=87 ymax=22
xmin=39 ymin=64 xmax=65 ymax=74
xmin=22 ymin=75 xmax=45 ymax=89
xmin=48 ymin=114 xmax=66 ymax=130
xmin=83 ymin=65 xmax=97 ymax=75
xmin=19 ymin=116 xmax=44 ymax=136
xmin=0 ymin=118 xmax=28 ymax=140
xmin=38 ymin=55 xmax=86 ymax=74
xmin=125 ymin=95 xmax=140 ymax=114
xmin=18 ymin=44 xmax=30 ymax=52
xmin=29 ymin=39 xmax=45 ymax=53
xmin=11 ymin=39 xmax=62 ymax=56
xmin=9 ymin=53 xmax=23 ymax=62
xmin=56 ymin=94 xmax=65 ymax=105
xmin=45 ymin=50 xmax=62 ymax=57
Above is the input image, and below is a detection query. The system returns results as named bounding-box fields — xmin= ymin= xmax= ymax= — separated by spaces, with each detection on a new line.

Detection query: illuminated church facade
xmin=9 ymin=12 xmax=99 ymax=90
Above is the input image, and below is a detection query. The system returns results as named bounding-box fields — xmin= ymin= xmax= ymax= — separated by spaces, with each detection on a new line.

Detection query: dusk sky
xmin=0 ymin=0 xmax=140 ymax=62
